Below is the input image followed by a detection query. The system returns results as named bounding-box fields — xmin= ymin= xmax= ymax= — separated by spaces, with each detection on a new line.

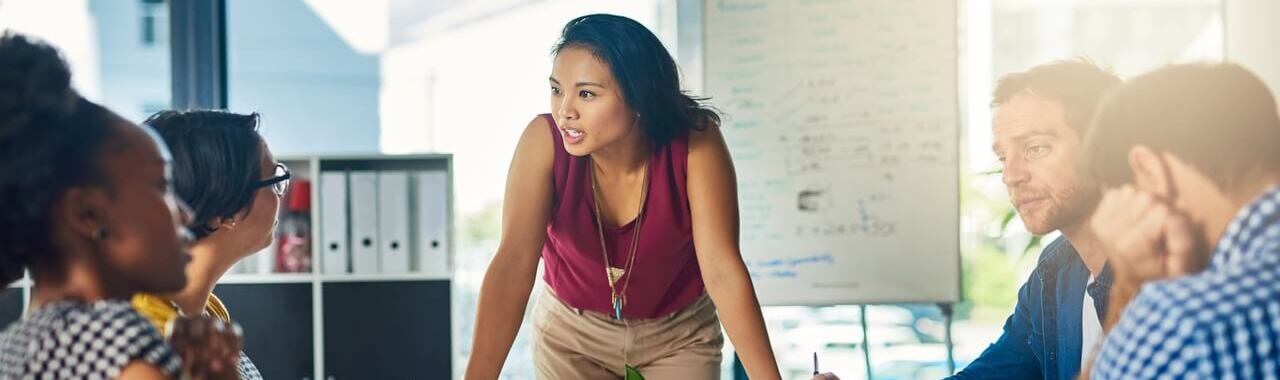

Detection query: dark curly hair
xmin=553 ymin=14 xmax=719 ymax=145
xmin=0 ymin=33 xmax=118 ymax=285
xmin=144 ymin=110 xmax=264 ymax=239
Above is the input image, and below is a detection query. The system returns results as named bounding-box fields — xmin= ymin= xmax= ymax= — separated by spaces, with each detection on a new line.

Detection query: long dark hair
xmin=553 ymin=14 xmax=719 ymax=145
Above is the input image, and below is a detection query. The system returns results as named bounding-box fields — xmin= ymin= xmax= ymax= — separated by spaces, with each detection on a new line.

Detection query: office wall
xmin=1227 ymin=0 xmax=1280 ymax=104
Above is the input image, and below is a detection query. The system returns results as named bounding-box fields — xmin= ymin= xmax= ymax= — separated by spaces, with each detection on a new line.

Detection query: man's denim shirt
xmin=948 ymin=236 xmax=1112 ymax=380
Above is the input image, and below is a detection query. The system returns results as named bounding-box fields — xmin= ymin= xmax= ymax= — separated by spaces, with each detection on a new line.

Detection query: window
xmin=1 ymin=0 xmax=172 ymax=123
xmin=139 ymin=0 xmax=167 ymax=47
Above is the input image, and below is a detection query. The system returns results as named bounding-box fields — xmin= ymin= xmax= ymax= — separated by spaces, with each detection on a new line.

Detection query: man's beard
xmin=1041 ymin=182 xmax=1102 ymax=235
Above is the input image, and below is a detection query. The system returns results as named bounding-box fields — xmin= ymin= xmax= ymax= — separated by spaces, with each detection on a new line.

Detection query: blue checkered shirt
xmin=1092 ymin=186 xmax=1280 ymax=379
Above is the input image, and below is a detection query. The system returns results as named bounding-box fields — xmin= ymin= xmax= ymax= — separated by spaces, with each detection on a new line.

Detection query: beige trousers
xmin=531 ymin=287 xmax=724 ymax=380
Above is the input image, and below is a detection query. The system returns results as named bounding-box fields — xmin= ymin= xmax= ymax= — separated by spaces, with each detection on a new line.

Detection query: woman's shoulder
xmin=684 ymin=121 xmax=728 ymax=164
xmin=57 ymin=300 xmax=171 ymax=343
xmin=514 ymin=114 xmax=558 ymax=169
xmin=0 ymin=300 xmax=181 ymax=377
xmin=524 ymin=114 xmax=556 ymax=144
xmin=31 ymin=299 xmax=156 ymax=326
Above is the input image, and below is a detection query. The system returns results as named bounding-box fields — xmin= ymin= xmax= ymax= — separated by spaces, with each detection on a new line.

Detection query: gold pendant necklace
xmin=590 ymin=156 xmax=650 ymax=321
xmin=607 ymin=267 xmax=626 ymax=286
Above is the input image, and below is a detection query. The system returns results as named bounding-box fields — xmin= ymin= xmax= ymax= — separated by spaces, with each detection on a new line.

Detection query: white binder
xmin=319 ymin=171 xmax=349 ymax=274
xmin=377 ymin=171 xmax=411 ymax=273
xmin=349 ymin=171 xmax=380 ymax=274
xmin=414 ymin=171 xmax=449 ymax=276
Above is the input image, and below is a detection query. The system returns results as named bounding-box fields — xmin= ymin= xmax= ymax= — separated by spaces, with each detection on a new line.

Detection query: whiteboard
xmin=703 ymin=0 xmax=960 ymax=305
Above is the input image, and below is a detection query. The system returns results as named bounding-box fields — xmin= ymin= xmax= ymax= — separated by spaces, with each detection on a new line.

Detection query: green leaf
xmin=625 ymin=365 xmax=645 ymax=380
xmin=999 ymin=208 xmax=1017 ymax=232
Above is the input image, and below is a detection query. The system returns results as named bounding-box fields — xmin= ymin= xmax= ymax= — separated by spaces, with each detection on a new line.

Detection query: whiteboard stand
xmin=858 ymin=303 xmax=957 ymax=380
xmin=860 ymin=305 xmax=873 ymax=380
xmin=940 ymin=302 xmax=956 ymax=375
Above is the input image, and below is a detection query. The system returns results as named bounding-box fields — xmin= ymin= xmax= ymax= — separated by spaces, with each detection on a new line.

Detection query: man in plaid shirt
xmin=1081 ymin=63 xmax=1280 ymax=379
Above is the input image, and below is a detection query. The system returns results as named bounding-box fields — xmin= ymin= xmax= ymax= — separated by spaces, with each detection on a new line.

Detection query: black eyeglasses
xmin=251 ymin=163 xmax=291 ymax=197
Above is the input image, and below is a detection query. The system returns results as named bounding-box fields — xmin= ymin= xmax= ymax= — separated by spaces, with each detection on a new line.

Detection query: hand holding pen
xmin=811 ymin=352 xmax=839 ymax=380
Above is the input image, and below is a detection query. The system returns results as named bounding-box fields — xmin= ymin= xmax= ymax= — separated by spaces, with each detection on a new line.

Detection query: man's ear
xmin=1128 ymin=145 xmax=1175 ymax=199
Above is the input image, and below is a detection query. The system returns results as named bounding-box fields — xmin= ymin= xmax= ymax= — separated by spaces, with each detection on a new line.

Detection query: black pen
xmin=813 ymin=352 xmax=819 ymax=376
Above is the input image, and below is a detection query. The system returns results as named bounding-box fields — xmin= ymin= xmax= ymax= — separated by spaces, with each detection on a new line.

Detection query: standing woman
xmin=0 ymin=33 xmax=239 ymax=379
xmin=465 ymin=14 xmax=782 ymax=380
xmin=131 ymin=110 xmax=286 ymax=380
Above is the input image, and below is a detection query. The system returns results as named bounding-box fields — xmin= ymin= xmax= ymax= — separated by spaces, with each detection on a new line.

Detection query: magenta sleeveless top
xmin=540 ymin=114 xmax=705 ymax=318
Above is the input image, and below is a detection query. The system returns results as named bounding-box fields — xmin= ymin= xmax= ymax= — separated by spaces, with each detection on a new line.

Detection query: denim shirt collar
xmin=1085 ymin=263 xmax=1113 ymax=320
xmin=1034 ymin=235 xmax=1111 ymax=380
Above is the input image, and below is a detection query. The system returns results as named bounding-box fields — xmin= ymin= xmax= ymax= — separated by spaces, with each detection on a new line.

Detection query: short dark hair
xmin=144 ymin=110 xmax=264 ymax=239
xmin=553 ymin=14 xmax=719 ymax=145
xmin=0 ymin=33 xmax=118 ymax=285
xmin=992 ymin=58 xmax=1123 ymax=133
xmin=1082 ymin=63 xmax=1280 ymax=190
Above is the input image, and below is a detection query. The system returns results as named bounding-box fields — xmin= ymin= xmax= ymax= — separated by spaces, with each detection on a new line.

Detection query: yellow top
xmin=132 ymin=292 xmax=232 ymax=334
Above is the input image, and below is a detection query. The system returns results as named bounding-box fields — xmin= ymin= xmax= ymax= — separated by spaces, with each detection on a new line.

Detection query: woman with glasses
xmin=131 ymin=110 xmax=291 ymax=380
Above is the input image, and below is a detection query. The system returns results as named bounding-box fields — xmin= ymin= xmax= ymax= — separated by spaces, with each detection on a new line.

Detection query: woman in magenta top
xmin=465 ymin=14 xmax=782 ymax=380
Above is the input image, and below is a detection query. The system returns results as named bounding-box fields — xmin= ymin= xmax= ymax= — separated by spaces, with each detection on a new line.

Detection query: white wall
xmin=379 ymin=1 xmax=665 ymax=215
xmin=1226 ymin=0 xmax=1280 ymax=102
xmin=227 ymin=0 xmax=381 ymax=156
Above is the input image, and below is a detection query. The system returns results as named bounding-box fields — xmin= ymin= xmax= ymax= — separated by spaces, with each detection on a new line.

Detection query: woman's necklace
xmin=589 ymin=156 xmax=650 ymax=320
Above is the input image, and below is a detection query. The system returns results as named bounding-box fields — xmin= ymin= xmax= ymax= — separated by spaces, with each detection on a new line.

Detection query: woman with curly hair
xmin=0 ymin=33 xmax=240 ymax=379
